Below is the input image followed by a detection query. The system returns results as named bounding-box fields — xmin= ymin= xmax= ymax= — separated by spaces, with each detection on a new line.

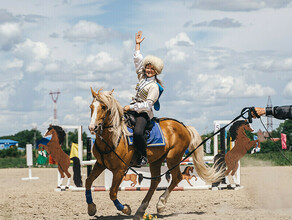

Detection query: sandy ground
xmin=0 ymin=165 xmax=292 ymax=220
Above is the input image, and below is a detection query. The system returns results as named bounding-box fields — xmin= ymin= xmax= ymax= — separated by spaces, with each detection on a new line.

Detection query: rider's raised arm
xmin=134 ymin=31 xmax=145 ymax=76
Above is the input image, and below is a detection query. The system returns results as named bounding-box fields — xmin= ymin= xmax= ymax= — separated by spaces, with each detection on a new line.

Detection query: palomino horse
xmin=86 ymin=89 xmax=225 ymax=219
xmin=225 ymin=120 xmax=260 ymax=184
xmin=39 ymin=125 xmax=71 ymax=188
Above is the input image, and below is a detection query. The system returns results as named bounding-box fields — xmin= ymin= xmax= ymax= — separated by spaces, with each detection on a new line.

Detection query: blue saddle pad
xmin=127 ymin=121 xmax=166 ymax=147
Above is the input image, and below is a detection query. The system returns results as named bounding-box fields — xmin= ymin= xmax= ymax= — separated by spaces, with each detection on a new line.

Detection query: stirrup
xmin=140 ymin=156 xmax=148 ymax=166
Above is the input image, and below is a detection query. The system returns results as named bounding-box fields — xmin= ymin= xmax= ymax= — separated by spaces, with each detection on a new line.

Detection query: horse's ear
xmin=97 ymin=88 xmax=103 ymax=98
xmin=91 ymin=87 xmax=97 ymax=98
xmin=110 ymin=89 xmax=114 ymax=95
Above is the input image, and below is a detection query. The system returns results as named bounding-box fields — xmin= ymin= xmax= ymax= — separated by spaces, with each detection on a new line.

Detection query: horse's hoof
xmin=88 ymin=203 xmax=97 ymax=216
xmin=157 ymin=206 xmax=165 ymax=213
xmin=121 ymin=204 xmax=131 ymax=215
xmin=156 ymin=197 xmax=166 ymax=213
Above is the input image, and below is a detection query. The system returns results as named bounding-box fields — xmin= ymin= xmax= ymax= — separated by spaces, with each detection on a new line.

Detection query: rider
xmin=123 ymin=31 xmax=164 ymax=165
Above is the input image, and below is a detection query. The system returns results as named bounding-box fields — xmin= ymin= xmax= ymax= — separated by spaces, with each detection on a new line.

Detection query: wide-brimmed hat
xmin=143 ymin=55 xmax=164 ymax=75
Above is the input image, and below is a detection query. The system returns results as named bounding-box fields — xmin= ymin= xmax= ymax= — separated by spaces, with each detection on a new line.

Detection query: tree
xmin=0 ymin=129 xmax=43 ymax=148
xmin=65 ymin=129 xmax=88 ymax=149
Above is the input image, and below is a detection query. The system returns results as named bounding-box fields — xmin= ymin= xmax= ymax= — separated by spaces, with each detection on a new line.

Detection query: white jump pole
xmin=22 ymin=144 xmax=39 ymax=180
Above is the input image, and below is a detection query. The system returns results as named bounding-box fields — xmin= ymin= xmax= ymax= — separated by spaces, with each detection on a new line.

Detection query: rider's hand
xmin=135 ymin=31 xmax=145 ymax=44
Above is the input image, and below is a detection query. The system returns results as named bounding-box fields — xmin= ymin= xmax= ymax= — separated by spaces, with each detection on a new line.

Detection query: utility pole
xmin=267 ymin=96 xmax=273 ymax=132
xmin=49 ymin=91 xmax=61 ymax=124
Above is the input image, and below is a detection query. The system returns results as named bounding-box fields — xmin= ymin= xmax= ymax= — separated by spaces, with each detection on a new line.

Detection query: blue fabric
xmin=154 ymin=83 xmax=164 ymax=111
xmin=113 ymin=199 xmax=124 ymax=211
xmin=85 ymin=190 xmax=93 ymax=204
xmin=127 ymin=121 xmax=166 ymax=147
xmin=36 ymin=136 xmax=52 ymax=149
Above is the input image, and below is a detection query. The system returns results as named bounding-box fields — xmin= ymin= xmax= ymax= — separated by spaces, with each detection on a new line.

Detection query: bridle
xmin=89 ymin=103 xmax=122 ymax=168
xmin=89 ymin=100 xmax=113 ymax=134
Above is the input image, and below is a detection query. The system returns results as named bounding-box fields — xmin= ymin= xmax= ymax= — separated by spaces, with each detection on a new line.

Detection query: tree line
xmin=0 ymin=129 xmax=88 ymax=150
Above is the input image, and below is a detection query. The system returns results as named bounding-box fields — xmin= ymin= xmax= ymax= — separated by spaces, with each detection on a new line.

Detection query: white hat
xmin=143 ymin=55 xmax=164 ymax=75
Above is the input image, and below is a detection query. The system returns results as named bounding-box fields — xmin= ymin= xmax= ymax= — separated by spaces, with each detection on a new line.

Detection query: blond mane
xmin=96 ymin=91 xmax=130 ymax=146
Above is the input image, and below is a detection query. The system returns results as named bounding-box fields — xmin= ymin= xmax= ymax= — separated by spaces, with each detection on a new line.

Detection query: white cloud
xmin=64 ymin=20 xmax=113 ymax=43
xmin=166 ymin=49 xmax=187 ymax=62
xmin=193 ymin=17 xmax=242 ymax=28
xmin=13 ymin=39 xmax=50 ymax=61
xmin=5 ymin=58 xmax=23 ymax=69
xmin=73 ymin=96 xmax=88 ymax=110
xmin=177 ymin=74 xmax=276 ymax=104
xmin=0 ymin=22 xmax=21 ymax=50
xmin=283 ymin=81 xmax=292 ymax=97
xmin=190 ymin=0 xmax=292 ymax=11
xmin=165 ymin=32 xmax=194 ymax=49
xmin=82 ymin=51 xmax=123 ymax=72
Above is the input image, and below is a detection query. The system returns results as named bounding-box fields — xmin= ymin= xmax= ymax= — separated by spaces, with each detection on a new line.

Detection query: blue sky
xmin=1 ymin=0 xmax=292 ymax=136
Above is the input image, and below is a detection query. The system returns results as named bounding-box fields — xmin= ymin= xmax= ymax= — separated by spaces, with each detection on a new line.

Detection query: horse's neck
xmin=95 ymin=129 xmax=116 ymax=150
xmin=50 ymin=132 xmax=59 ymax=143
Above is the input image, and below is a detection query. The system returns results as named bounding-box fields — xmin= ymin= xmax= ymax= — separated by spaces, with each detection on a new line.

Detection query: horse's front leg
xmin=85 ymin=162 xmax=105 ymax=216
xmin=134 ymin=157 xmax=164 ymax=220
xmin=110 ymin=169 xmax=131 ymax=215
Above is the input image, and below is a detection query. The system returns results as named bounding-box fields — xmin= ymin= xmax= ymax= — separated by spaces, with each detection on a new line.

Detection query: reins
xmin=258 ymin=118 xmax=292 ymax=165
xmin=93 ymin=107 xmax=251 ymax=181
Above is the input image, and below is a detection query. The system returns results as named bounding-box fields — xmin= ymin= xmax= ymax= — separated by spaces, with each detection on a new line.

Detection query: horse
xmin=122 ymin=173 xmax=138 ymax=187
xmin=224 ymin=120 xmax=260 ymax=185
xmin=39 ymin=125 xmax=71 ymax=189
xmin=86 ymin=88 xmax=225 ymax=220
xmin=181 ymin=166 xmax=197 ymax=186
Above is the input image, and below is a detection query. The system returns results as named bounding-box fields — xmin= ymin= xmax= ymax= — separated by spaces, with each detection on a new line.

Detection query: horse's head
xmin=44 ymin=125 xmax=66 ymax=145
xmin=88 ymin=88 xmax=114 ymax=134
xmin=243 ymin=121 xmax=254 ymax=132
xmin=44 ymin=124 xmax=54 ymax=137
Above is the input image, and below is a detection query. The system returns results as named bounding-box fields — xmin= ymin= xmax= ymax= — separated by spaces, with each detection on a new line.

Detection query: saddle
xmin=124 ymin=111 xmax=159 ymax=132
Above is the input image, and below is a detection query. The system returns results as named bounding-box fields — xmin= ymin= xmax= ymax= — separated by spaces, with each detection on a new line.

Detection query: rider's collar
xmin=146 ymin=76 xmax=155 ymax=82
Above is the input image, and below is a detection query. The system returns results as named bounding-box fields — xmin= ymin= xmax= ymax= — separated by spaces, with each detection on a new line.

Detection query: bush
xmin=0 ymin=147 xmax=23 ymax=158
xmin=260 ymin=140 xmax=282 ymax=153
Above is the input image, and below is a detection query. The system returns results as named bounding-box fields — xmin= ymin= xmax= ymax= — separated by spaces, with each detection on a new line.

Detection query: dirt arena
xmin=0 ymin=164 xmax=291 ymax=220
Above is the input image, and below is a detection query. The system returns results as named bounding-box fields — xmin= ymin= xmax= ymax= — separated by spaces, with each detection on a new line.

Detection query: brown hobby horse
xmin=86 ymin=89 xmax=225 ymax=220
xmin=224 ymin=120 xmax=260 ymax=185
xmin=39 ymin=125 xmax=71 ymax=188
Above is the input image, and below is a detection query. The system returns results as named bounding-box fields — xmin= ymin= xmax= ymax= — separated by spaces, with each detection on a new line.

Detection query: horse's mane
xmin=48 ymin=125 xmax=66 ymax=145
xmin=229 ymin=120 xmax=247 ymax=141
xmin=96 ymin=91 xmax=130 ymax=146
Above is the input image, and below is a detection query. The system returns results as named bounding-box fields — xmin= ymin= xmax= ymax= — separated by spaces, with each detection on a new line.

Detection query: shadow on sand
xmin=90 ymin=211 xmax=206 ymax=219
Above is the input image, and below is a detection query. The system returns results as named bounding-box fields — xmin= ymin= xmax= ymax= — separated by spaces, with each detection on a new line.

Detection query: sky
xmin=0 ymin=0 xmax=292 ymax=137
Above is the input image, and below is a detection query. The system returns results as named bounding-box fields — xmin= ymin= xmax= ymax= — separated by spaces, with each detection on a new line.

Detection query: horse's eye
xmin=101 ymin=106 xmax=106 ymax=110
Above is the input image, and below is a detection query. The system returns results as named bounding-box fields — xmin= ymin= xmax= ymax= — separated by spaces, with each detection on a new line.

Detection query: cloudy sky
xmin=1 ymin=0 xmax=292 ymax=137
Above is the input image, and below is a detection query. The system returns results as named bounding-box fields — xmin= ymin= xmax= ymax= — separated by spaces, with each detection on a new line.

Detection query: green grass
xmin=0 ymin=157 xmax=28 ymax=168
xmin=242 ymin=151 xmax=292 ymax=166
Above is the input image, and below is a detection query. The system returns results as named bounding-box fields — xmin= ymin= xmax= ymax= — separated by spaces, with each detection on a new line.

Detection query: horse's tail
xmin=71 ymin=157 xmax=83 ymax=187
xmin=186 ymin=126 xmax=225 ymax=184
